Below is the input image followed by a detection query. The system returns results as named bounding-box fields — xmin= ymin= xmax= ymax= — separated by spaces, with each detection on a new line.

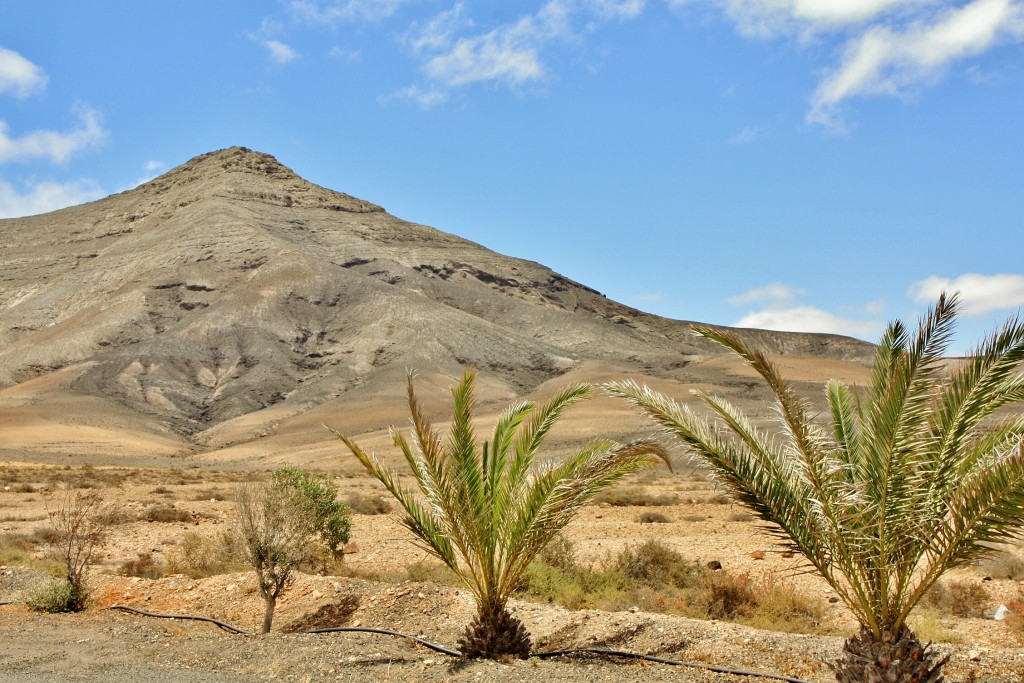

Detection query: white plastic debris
xmin=994 ymin=604 xmax=1009 ymax=621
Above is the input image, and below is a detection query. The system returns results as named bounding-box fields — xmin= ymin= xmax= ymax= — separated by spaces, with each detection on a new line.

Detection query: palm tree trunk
xmin=457 ymin=599 xmax=531 ymax=660
xmin=833 ymin=625 xmax=947 ymax=683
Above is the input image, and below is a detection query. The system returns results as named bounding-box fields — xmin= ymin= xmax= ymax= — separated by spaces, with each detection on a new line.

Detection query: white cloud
xmin=0 ymin=177 xmax=104 ymax=218
xmin=728 ymin=283 xmax=882 ymax=339
xmin=734 ymin=305 xmax=882 ymax=338
xmin=588 ymin=0 xmax=647 ymax=21
xmin=265 ymin=40 xmax=300 ymax=63
xmin=402 ymin=0 xmax=646 ymax=96
xmin=908 ymin=273 xmax=1024 ymax=315
xmin=726 ymin=283 xmax=804 ymax=306
xmin=727 ymin=124 xmax=767 ymax=144
xmin=329 ymin=46 xmax=362 ymax=61
xmin=0 ymin=46 xmax=47 ymax=98
xmin=380 ymin=85 xmax=449 ymax=108
xmin=809 ymin=0 xmax=1024 ymax=125
xmin=0 ymin=105 xmax=107 ymax=164
xmin=689 ymin=0 xmax=1024 ymax=126
xmin=287 ymin=0 xmax=408 ymax=24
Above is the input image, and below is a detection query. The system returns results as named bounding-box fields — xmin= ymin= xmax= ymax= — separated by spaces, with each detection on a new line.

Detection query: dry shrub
xmin=141 ymin=505 xmax=193 ymax=523
xmin=151 ymin=486 xmax=172 ymax=495
xmin=191 ymin=487 xmax=230 ymax=502
xmin=980 ymin=551 xmax=1024 ymax=581
xmin=923 ymin=578 xmax=990 ymax=618
xmin=538 ymin=535 xmax=577 ymax=573
xmin=613 ymin=539 xmax=704 ymax=589
xmin=727 ymin=511 xmax=753 ymax=522
xmin=344 ymin=491 xmax=392 ymax=515
xmin=637 ymin=511 xmax=673 ymax=524
xmin=405 ymin=560 xmax=459 ymax=585
xmin=119 ymin=551 xmax=168 ymax=579
xmin=594 ymin=487 xmax=678 ymax=507
xmin=1004 ymin=597 xmax=1024 ymax=641
xmin=11 ymin=483 xmax=35 ymax=493
xmin=168 ymin=530 xmax=245 ymax=578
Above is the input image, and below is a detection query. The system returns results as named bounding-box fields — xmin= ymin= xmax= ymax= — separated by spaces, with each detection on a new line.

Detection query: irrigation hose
xmin=535 ymin=648 xmax=812 ymax=683
xmin=105 ymin=605 xmax=254 ymax=635
xmin=106 ymin=605 xmax=813 ymax=682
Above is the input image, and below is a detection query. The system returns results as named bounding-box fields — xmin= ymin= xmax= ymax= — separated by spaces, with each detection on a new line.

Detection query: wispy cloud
xmin=394 ymin=0 xmax=648 ymax=102
xmin=685 ymin=0 xmax=1024 ymax=127
xmin=286 ymin=0 xmax=409 ymax=24
xmin=733 ymin=305 xmax=882 ymax=338
xmin=264 ymin=39 xmax=300 ymax=63
xmin=908 ymin=273 xmax=1024 ymax=315
xmin=726 ymin=282 xmax=804 ymax=306
xmin=0 ymin=46 xmax=47 ymax=98
xmin=379 ymin=84 xmax=449 ymax=108
xmin=728 ymin=283 xmax=883 ymax=339
xmin=0 ymin=104 xmax=107 ymax=165
xmin=0 ymin=177 xmax=104 ymax=218
xmin=810 ymin=0 xmax=1024 ymax=126
xmin=727 ymin=124 xmax=767 ymax=145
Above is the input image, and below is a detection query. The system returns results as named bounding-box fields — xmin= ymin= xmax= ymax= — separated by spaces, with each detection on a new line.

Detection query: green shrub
xmin=27 ymin=578 xmax=87 ymax=613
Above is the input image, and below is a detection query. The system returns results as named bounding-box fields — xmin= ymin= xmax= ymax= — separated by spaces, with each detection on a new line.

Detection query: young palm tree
xmin=329 ymin=370 xmax=669 ymax=659
xmin=606 ymin=293 xmax=1024 ymax=682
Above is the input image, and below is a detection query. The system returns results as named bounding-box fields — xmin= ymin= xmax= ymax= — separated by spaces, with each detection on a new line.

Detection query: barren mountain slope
xmin=0 ymin=147 xmax=873 ymax=464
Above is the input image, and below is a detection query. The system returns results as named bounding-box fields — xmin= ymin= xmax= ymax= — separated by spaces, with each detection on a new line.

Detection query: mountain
xmin=0 ymin=147 xmax=873 ymax=466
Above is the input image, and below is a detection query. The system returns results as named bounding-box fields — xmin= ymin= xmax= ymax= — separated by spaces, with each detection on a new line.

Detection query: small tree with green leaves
xmin=607 ymin=293 xmax=1024 ymax=682
xmin=330 ymin=370 xmax=670 ymax=659
xmin=236 ymin=467 xmax=350 ymax=634
xmin=28 ymin=490 xmax=106 ymax=613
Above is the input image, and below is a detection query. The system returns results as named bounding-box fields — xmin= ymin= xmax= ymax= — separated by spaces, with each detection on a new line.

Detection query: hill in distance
xmin=0 ymin=147 xmax=873 ymax=470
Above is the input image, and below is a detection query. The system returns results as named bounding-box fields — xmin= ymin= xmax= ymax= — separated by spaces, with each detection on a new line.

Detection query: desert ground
xmin=3 ymin=371 xmax=1024 ymax=683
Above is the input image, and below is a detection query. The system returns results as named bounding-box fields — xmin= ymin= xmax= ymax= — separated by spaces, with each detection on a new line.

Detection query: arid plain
xmin=2 ymin=149 xmax=1022 ymax=681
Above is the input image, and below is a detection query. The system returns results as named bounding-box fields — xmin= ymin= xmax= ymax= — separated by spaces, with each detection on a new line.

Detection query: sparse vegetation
xmin=332 ymin=370 xmax=669 ymax=660
xmin=35 ymin=491 xmax=107 ymax=612
xmin=593 ymin=487 xmax=678 ymax=507
xmin=168 ymin=530 xmax=246 ymax=578
xmin=923 ymin=578 xmax=991 ymax=618
xmin=518 ymin=538 xmax=828 ymax=633
xmin=608 ymin=294 xmax=1024 ymax=682
xmin=140 ymin=504 xmax=193 ymax=523
xmin=118 ymin=551 xmax=168 ymax=579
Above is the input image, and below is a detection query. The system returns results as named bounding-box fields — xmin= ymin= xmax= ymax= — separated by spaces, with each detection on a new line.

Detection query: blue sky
xmin=2 ymin=0 xmax=1023 ymax=353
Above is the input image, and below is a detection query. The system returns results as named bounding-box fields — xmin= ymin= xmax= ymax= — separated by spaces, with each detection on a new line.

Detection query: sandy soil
xmin=2 ymin=462 xmax=1023 ymax=682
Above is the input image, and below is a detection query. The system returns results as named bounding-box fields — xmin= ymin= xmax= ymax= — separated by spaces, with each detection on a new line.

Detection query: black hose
xmin=105 ymin=606 xmax=814 ymax=681
xmin=534 ymin=648 xmax=812 ymax=683
xmin=105 ymin=605 xmax=254 ymax=635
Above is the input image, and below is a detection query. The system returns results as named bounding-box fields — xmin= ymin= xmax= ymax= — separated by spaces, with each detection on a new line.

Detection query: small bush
xmin=151 ymin=486 xmax=173 ymax=495
xmin=405 ymin=560 xmax=459 ymax=584
xmin=727 ymin=511 xmax=753 ymax=522
xmin=11 ymin=483 xmax=35 ymax=493
xmin=119 ymin=552 xmax=167 ymax=579
xmin=191 ymin=488 xmax=230 ymax=502
xmin=168 ymin=530 xmax=245 ymax=578
xmin=614 ymin=539 xmax=705 ymax=589
xmin=594 ymin=487 xmax=678 ymax=507
xmin=980 ymin=552 xmax=1024 ymax=581
xmin=27 ymin=578 xmax=87 ymax=613
xmin=344 ymin=492 xmax=392 ymax=515
xmin=538 ymin=535 xmax=578 ymax=573
xmin=141 ymin=505 xmax=192 ymax=523
xmin=637 ymin=511 xmax=672 ymax=524
xmin=924 ymin=579 xmax=990 ymax=618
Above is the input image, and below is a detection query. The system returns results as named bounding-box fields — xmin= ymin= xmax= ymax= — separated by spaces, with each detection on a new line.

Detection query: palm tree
xmin=606 ymin=293 xmax=1024 ymax=682
xmin=330 ymin=370 xmax=669 ymax=659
